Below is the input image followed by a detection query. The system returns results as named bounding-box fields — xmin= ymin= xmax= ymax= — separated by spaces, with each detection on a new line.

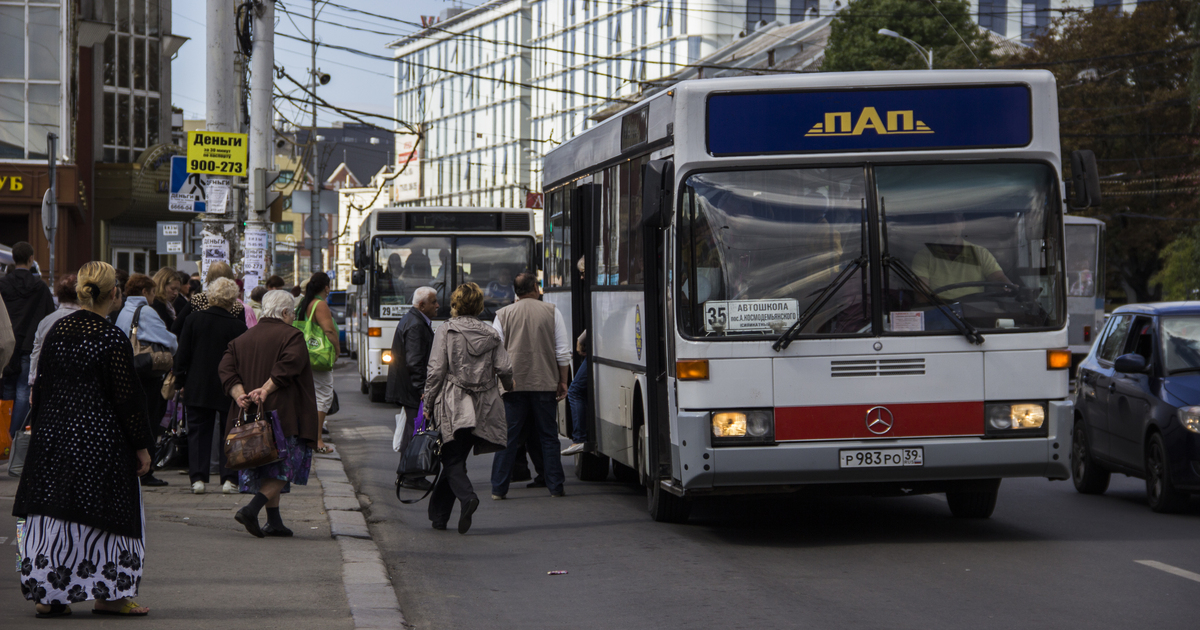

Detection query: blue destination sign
xmin=706 ymin=85 xmax=1031 ymax=155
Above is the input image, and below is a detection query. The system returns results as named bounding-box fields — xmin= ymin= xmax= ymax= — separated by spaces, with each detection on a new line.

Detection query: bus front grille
xmin=831 ymin=358 xmax=926 ymax=378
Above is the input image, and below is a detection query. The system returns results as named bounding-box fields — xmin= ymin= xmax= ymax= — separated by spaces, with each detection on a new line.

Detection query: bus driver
xmin=912 ymin=212 xmax=1012 ymax=302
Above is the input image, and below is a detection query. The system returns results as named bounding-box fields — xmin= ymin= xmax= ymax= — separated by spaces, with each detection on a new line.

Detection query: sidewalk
xmin=0 ymin=456 xmax=354 ymax=628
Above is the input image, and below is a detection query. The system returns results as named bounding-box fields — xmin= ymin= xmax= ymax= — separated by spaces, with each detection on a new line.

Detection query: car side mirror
xmin=1114 ymin=353 xmax=1148 ymax=374
xmin=351 ymin=270 xmax=366 ymax=286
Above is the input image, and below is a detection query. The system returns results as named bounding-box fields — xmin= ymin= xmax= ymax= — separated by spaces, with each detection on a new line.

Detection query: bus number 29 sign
xmin=186 ymin=131 xmax=249 ymax=176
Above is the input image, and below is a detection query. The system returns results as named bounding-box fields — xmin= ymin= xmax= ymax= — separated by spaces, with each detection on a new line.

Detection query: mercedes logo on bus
xmin=865 ymin=406 xmax=894 ymax=435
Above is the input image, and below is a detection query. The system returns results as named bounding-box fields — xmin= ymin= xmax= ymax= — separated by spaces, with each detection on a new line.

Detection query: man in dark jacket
xmin=0 ymin=242 xmax=54 ymax=438
xmin=387 ymin=286 xmax=437 ymax=490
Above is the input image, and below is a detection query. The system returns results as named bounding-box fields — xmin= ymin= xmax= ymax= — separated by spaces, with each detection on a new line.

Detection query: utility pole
xmin=309 ymin=0 xmax=322 ymax=275
xmin=247 ymin=0 xmax=276 ymax=286
xmin=205 ymin=0 xmax=238 ymax=283
xmin=43 ymin=133 xmax=57 ymax=286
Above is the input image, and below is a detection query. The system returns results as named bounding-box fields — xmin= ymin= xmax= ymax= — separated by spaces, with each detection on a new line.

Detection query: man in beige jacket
xmin=489 ymin=273 xmax=571 ymax=499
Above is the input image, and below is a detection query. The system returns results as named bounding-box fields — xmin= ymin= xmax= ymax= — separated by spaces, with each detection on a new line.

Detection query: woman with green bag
xmin=294 ymin=273 xmax=339 ymax=453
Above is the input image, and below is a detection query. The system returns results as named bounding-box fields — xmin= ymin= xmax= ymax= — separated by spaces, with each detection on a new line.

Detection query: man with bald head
xmin=387 ymin=286 xmax=439 ymax=491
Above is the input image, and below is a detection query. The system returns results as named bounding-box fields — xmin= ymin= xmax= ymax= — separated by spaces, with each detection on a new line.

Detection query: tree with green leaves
xmin=1153 ymin=224 xmax=1200 ymax=301
xmin=822 ymin=0 xmax=995 ymax=71
xmin=1007 ymin=0 xmax=1199 ymax=304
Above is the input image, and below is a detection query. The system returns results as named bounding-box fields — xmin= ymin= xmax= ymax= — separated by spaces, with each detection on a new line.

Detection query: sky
xmin=170 ymin=1 xmax=468 ymax=126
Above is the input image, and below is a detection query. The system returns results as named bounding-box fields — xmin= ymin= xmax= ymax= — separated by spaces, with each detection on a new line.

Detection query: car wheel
xmin=1072 ymin=422 xmax=1110 ymax=495
xmin=368 ymin=382 xmax=386 ymax=403
xmin=647 ymin=478 xmax=691 ymax=523
xmin=360 ymin=377 xmax=369 ymax=395
xmin=946 ymin=479 xmax=1001 ymax=519
xmin=1145 ymin=433 xmax=1189 ymax=513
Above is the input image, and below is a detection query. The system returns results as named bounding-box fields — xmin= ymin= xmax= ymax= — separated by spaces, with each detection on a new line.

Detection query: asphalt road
xmin=330 ymin=369 xmax=1200 ymax=630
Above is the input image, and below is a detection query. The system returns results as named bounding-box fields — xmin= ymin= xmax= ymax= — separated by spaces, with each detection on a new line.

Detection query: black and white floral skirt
xmin=17 ymin=514 xmax=145 ymax=605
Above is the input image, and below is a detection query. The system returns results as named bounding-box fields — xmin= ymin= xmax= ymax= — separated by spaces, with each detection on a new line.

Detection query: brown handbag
xmin=224 ymin=409 xmax=281 ymax=470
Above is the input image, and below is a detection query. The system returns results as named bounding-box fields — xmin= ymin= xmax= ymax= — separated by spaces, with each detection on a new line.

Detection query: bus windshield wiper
xmin=772 ymin=256 xmax=867 ymax=352
xmin=884 ymin=256 xmax=985 ymax=346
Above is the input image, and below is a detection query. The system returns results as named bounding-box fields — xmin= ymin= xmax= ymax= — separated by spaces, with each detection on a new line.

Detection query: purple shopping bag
xmin=412 ymin=401 xmax=426 ymax=435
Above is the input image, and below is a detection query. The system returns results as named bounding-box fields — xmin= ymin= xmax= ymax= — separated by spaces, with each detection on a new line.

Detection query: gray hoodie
xmin=423 ymin=316 xmax=514 ymax=453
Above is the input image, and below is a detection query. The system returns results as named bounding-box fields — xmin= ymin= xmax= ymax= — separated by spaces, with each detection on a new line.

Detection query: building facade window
xmin=746 ymin=0 xmax=776 ymax=28
xmin=103 ymin=0 xmax=162 ymax=163
xmin=1021 ymin=0 xmax=1051 ymax=43
xmin=0 ymin=0 xmax=64 ymax=160
xmin=790 ymin=0 xmax=819 ymax=22
xmin=978 ymin=0 xmax=1006 ymax=35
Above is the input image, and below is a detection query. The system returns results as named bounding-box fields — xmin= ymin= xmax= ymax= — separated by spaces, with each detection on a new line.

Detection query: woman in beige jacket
xmin=423 ymin=283 xmax=513 ymax=534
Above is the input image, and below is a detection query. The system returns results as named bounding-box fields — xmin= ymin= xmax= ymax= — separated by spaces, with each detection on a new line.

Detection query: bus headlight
xmin=712 ymin=410 xmax=774 ymax=445
xmin=381 ymin=350 xmax=393 ymax=364
xmin=1179 ymin=407 xmax=1200 ymax=434
xmin=984 ymin=402 xmax=1047 ymax=437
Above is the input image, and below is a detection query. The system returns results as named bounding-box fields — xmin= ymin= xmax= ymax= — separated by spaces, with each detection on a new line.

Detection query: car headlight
xmin=984 ymin=402 xmax=1048 ymax=437
xmin=1179 ymin=407 xmax=1200 ymax=434
xmin=381 ymin=350 xmax=393 ymax=364
xmin=712 ymin=409 xmax=774 ymax=445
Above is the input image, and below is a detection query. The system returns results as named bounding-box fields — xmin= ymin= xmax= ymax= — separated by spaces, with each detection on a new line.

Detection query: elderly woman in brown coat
xmin=423 ymin=282 xmax=513 ymax=534
xmin=217 ymin=290 xmax=319 ymax=538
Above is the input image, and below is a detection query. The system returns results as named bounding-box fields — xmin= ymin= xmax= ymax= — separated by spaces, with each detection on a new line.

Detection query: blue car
xmin=1073 ymin=302 xmax=1200 ymax=512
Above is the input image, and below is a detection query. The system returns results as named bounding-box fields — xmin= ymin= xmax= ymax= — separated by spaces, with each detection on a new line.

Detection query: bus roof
xmin=544 ymin=69 xmax=1059 ymax=189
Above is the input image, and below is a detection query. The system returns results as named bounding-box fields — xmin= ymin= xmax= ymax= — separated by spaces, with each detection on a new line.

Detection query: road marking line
xmin=1136 ymin=560 xmax=1200 ymax=584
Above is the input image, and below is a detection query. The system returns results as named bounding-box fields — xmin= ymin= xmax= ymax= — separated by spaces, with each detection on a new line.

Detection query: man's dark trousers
xmin=491 ymin=391 xmax=564 ymax=496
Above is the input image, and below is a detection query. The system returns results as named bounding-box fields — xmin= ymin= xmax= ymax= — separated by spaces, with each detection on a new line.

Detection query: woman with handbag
xmin=173 ymin=277 xmax=247 ymax=495
xmin=12 ymin=261 xmax=153 ymax=617
xmin=293 ymin=272 xmax=339 ymax=454
xmin=115 ymin=274 xmax=178 ymax=488
xmin=219 ymin=290 xmax=319 ymax=538
xmin=423 ymin=283 xmax=514 ymax=534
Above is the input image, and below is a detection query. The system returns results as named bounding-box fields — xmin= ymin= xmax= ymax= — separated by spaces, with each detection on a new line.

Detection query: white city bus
xmin=541 ymin=70 xmax=1102 ymax=522
xmin=1064 ymin=215 xmax=1106 ymax=370
xmin=350 ymin=207 xmax=536 ymax=402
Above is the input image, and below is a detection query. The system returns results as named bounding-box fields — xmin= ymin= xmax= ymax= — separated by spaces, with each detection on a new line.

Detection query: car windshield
xmin=1160 ymin=316 xmax=1200 ymax=374
xmin=677 ymin=163 xmax=1063 ymax=338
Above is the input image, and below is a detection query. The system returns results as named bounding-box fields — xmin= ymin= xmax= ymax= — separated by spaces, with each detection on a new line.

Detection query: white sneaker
xmin=561 ymin=443 xmax=585 ymax=456
xmin=222 ymin=481 xmax=238 ymax=494
xmin=191 ymin=481 xmax=205 ymax=495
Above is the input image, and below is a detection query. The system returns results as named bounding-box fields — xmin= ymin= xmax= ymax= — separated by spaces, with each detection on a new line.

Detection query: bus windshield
xmin=1065 ymin=224 xmax=1099 ymax=298
xmin=373 ymin=235 xmax=533 ymax=320
xmin=678 ymin=163 xmax=1063 ymax=338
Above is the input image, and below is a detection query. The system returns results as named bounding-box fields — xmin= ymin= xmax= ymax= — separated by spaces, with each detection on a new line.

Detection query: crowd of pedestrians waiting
xmin=3 ymin=241 xmax=338 ymax=618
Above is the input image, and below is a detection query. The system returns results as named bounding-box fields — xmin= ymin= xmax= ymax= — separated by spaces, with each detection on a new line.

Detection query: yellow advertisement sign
xmin=186 ymin=131 xmax=249 ymax=176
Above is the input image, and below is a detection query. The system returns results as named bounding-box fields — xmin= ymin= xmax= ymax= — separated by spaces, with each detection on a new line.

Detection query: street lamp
xmin=877 ymin=28 xmax=933 ymax=70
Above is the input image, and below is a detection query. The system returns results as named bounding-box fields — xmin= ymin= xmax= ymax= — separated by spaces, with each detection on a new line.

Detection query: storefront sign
xmin=186 ymin=130 xmax=249 ymax=176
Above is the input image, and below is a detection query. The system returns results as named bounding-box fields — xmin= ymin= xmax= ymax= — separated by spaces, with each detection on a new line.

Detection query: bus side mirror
xmin=353 ymin=241 xmax=366 ymax=270
xmin=351 ymin=270 xmax=366 ymax=286
xmin=642 ymin=159 xmax=675 ymax=229
xmin=1069 ymin=150 xmax=1102 ymax=210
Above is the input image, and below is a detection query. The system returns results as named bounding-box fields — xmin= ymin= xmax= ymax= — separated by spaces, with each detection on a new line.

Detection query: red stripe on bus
xmin=774 ymin=401 xmax=984 ymax=441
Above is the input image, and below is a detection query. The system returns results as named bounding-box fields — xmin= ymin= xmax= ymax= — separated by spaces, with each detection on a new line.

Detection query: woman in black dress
xmin=12 ymin=261 xmax=153 ymax=617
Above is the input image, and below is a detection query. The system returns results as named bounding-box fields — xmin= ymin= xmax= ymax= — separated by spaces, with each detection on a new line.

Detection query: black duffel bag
xmin=395 ymin=402 xmax=441 ymax=504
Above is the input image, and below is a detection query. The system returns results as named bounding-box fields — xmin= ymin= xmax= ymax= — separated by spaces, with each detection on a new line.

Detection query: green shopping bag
xmin=294 ymin=302 xmax=336 ymax=371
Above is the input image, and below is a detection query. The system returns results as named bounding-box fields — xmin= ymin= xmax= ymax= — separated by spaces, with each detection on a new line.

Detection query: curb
xmin=314 ymin=449 xmax=408 ymax=629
